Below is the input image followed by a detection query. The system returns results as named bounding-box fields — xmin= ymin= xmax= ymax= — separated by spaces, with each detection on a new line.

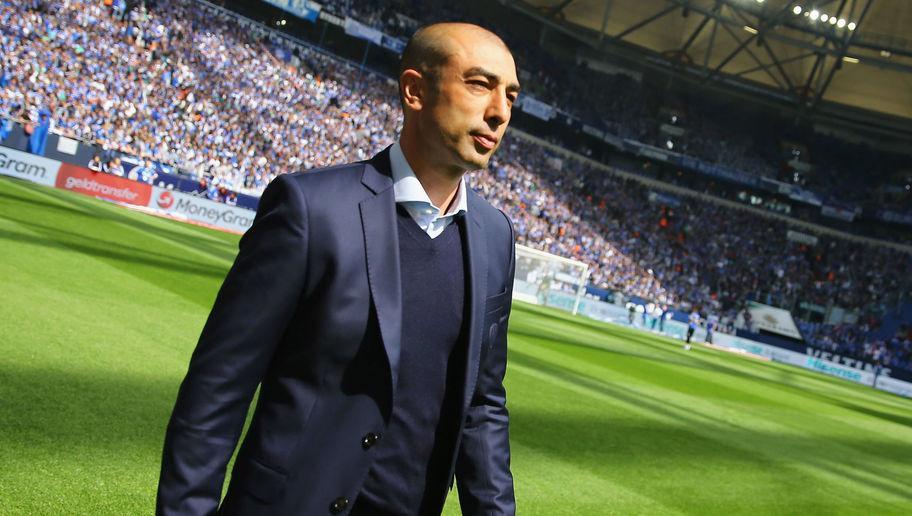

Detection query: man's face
xmin=419 ymin=33 xmax=519 ymax=173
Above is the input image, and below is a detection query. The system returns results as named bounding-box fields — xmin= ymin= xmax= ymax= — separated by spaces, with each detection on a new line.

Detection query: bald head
xmin=397 ymin=22 xmax=518 ymax=175
xmin=399 ymin=23 xmax=510 ymax=95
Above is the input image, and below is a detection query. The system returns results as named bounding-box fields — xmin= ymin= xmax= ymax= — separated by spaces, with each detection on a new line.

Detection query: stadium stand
xmin=317 ymin=0 xmax=911 ymax=217
xmin=1 ymin=0 xmax=909 ymax=370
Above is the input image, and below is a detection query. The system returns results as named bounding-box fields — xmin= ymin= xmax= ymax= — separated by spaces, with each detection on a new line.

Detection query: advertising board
xmin=55 ymin=163 xmax=152 ymax=206
xmin=148 ymin=187 xmax=254 ymax=233
xmin=0 ymin=146 xmax=61 ymax=186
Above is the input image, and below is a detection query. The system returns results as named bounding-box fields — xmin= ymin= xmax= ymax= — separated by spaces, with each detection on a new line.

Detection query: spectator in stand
xmin=103 ymin=157 xmax=125 ymax=177
xmin=205 ymin=179 xmax=219 ymax=201
xmin=26 ymin=108 xmax=51 ymax=156
xmin=1 ymin=116 xmax=13 ymax=142
xmin=217 ymin=184 xmax=229 ymax=202
xmin=195 ymin=177 xmax=208 ymax=197
xmin=135 ymin=158 xmax=159 ymax=184
xmin=87 ymin=153 xmax=104 ymax=172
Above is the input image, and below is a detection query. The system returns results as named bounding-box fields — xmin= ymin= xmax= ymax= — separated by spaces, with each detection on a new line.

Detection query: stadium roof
xmin=512 ymin=0 xmax=912 ymax=121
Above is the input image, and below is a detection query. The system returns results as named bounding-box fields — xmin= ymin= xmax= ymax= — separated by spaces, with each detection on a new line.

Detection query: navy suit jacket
xmin=157 ymin=148 xmax=517 ymax=515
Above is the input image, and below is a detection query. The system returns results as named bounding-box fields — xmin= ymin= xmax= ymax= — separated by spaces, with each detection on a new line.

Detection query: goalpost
xmin=512 ymin=244 xmax=590 ymax=315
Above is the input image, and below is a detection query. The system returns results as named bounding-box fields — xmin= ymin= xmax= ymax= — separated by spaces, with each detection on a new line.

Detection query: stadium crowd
xmin=327 ymin=0 xmax=912 ymax=214
xmin=477 ymin=137 xmax=910 ymax=327
xmin=0 ymin=0 xmax=401 ymax=195
xmin=799 ymin=321 xmax=912 ymax=371
xmin=1 ymin=0 xmax=910 ymax=369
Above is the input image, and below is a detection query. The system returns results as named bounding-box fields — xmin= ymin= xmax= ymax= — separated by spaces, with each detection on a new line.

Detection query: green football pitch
xmin=2 ymin=175 xmax=911 ymax=515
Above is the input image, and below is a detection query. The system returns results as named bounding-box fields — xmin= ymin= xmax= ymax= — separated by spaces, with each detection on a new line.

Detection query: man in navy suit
xmin=157 ymin=22 xmax=520 ymax=515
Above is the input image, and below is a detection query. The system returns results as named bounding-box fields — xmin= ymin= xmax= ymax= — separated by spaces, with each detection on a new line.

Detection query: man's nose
xmin=485 ymin=91 xmax=510 ymax=128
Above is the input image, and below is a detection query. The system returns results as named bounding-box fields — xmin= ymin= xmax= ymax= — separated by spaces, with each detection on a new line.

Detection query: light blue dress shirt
xmin=389 ymin=141 xmax=468 ymax=239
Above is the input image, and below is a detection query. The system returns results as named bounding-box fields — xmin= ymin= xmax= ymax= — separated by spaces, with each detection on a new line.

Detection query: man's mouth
xmin=472 ymin=133 xmax=498 ymax=150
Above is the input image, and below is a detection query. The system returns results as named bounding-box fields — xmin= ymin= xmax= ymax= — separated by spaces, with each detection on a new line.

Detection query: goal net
xmin=512 ymin=244 xmax=590 ymax=315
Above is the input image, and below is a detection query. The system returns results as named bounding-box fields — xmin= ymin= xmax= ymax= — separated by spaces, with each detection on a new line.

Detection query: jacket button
xmin=329 ymin=496 xmax=349 ymax=514
xmin=361 ymin=432 xmax=381 ymax=449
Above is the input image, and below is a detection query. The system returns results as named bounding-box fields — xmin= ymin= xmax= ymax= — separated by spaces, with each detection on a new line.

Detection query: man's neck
xmin=399 ymin=136 xmax=464 ymax=213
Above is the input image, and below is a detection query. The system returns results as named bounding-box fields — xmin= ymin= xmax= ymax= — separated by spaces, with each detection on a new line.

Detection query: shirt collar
xmin=389 ymin=141 xmax=468 ymax=218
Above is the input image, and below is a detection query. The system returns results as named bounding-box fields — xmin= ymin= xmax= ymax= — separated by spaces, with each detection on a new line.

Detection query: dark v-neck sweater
xmin=353 ymin=206 xmax=469 ymax=515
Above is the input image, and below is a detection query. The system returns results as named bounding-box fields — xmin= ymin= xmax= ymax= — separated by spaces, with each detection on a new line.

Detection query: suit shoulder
xmin=272 ymin=162 xmax=369 ymax=205
xmin=469 ymin=188 xmax=513 ymax=239
xmin=280 ymin=162 xmax=366 ymax=188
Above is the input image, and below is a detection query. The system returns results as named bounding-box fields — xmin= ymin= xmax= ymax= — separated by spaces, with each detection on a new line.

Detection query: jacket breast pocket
xmin=484 ymin=289 xmax=510 ymax=314
xmin=483 ymin=290 xmax=511 ymax=349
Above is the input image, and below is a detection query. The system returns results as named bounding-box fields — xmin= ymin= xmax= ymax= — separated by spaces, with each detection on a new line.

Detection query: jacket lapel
xmin=358 ymin=148 xmax=488 ymax=410
xmin=359 ymin=149 xmax=403 ymax=394
xmin=461 ymin=189 xmax=488 ymax=409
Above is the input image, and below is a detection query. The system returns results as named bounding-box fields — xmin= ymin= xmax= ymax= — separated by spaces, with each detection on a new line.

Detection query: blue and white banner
xmin=647 ymin=190 xmax=681 ymax=207
xmin=517 ymin=96 xmax=555 ymax=121
xmin=763 ymin=178 xmax=823 ymax=207
xmin=821 ymin=204 xmax=856 ymax=222
xmin=380 ymin=34 xmax=407 ymax=54
xmin=319 ymin=10 xmax=344 ymax=26
xmin=785 ymin=185 xmax=821 ymax=206
xmin=679 ymin=155 xmax=760 ymax=187
xmin=582 ymin=124 xmax=605 ymax=139
xmin=874 ymin=209 xmax=912 ymax=227
xmin=626 ymin=140 xmax=679 ymax=163
xmin=263 ymin=0 xmax=321 ymax=22
xmin=344 ymin=17 xmax=384 ymax=45
xmin=786 ymin=229 xmax=818 ymax=246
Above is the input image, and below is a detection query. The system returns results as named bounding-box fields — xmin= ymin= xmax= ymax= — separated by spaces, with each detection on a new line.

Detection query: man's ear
xmin=400 ymin=69 xmax=424 ymax=112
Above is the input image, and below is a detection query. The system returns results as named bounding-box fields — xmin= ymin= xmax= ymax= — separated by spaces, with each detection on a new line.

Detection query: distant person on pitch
xmin=704 ymin=313 xmax=718 ymax=344
xmin=686 ymin=308 xmax=700 ymax=346
xmin=658 ymin=304 xmax=668 ymax=334
xmin=157 ymin=23 xmax=520 ymax=516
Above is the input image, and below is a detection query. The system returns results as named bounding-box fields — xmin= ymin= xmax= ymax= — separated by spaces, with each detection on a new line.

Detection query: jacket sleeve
xmin=455 ymin=211 xmax=517 ymax=516
xmin=156 ymin=174 xmax=309 ymax=515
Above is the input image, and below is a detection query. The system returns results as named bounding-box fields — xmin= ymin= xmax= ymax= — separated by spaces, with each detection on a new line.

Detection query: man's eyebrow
xmin=464 ymin=66 xmax=521 ymax=93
